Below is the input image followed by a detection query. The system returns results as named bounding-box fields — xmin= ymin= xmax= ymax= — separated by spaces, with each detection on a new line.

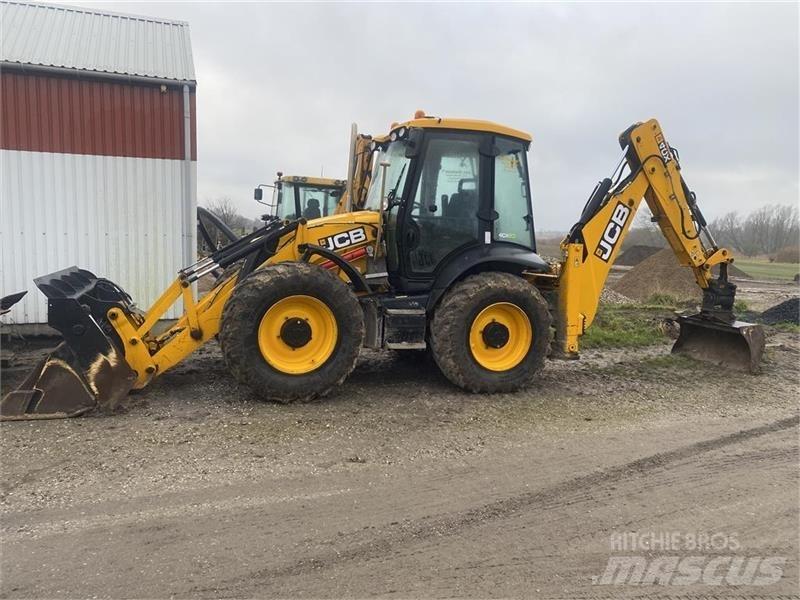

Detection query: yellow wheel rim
xmin=469 ymin=302 xmax=533 ymax=372
xmin=257 ymin=295 xmax=338 ymax=374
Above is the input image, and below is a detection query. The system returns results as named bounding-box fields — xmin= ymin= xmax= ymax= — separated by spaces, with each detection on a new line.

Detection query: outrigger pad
xmin=672 ymin=314 xmax=765 ymax=375
xmin=1 ymin=266 xmax=138 ymax=420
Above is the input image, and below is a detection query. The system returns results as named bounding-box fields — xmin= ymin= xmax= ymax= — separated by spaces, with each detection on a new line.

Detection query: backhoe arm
xmin=556 ymin=119 xmax=736 ymax=356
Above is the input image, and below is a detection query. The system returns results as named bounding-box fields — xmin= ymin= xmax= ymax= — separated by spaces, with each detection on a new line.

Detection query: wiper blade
xmin=386 ymin=163 xmax=407 ymax=206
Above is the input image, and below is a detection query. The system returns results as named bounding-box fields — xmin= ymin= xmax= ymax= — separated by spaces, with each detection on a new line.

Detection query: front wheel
xmin=430 ymin=272 xmax=552 ymax=393
xmin=219 ymin=262 xmax=364 ymax=403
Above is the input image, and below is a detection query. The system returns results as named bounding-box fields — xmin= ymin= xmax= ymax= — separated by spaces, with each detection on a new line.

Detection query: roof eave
xmin=0 ymin=61 xmax=197 ymax=87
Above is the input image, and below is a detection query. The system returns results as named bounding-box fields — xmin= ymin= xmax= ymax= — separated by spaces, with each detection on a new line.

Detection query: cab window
xmin=493 ymin=138 xmax=534 ymax=248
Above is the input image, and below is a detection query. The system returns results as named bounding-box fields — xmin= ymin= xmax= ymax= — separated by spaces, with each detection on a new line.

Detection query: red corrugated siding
xmin=0 ymin=71 xmax=196 ymax=160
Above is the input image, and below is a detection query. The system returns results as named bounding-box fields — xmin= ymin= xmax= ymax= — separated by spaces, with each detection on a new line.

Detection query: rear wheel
xmin=219 ymin=262 xmax=364 ymax=403
xmin=430 ymin=272 xmax=551 ymax=392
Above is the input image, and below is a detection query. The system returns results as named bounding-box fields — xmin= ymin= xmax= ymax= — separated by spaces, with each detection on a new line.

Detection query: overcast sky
xmin=68 ymin=2 xmax=798 ymax=231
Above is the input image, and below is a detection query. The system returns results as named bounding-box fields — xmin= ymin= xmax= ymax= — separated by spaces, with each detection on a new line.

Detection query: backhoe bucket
xmin=1 ymin=267 xmax=138 ymax=420
xmin=672 ymin=314 xmax=765 ymax=374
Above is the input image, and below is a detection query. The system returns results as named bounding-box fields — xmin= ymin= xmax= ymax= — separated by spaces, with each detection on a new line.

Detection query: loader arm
xmin=111 ymin=211 xmax=380 ymax=390
xmin=1 ymin=211 xmax=381 ymax=419
xmin=556 ymin=119 xmax=760 ymax=367
xmin=337 ymin=132 xmax=376 ymax=214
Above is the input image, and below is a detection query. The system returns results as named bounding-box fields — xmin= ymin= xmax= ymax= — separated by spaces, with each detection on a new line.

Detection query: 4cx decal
xmin=656 ymin=133 xmax=671 ymax=163
xmin=595 ymin=202 xmax=631 ymax=262
xmin=318 ymin=227 xmax=367 ymax=251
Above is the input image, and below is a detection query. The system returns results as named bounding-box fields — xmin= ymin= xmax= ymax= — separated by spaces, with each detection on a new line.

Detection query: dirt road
xmin=1 ymin=334 xmax=798 ymax=598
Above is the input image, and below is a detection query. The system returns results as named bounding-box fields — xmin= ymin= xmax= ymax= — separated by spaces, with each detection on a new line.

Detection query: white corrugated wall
xmin=0 ymin=149 xmax=196 ymax=325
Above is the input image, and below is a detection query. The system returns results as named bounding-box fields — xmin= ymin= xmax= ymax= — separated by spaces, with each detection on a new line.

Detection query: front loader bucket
xmin=672 ymin=314 xmax=765 ymax=374
xmin=1 ymin=267 xmax=138 ymax=421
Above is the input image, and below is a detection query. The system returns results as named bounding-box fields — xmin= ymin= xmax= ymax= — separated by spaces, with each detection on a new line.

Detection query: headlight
xmin=396 ymin=127 xmax=407 ymax=139
xmin=390 ymin=131 xmax=398 ymax=142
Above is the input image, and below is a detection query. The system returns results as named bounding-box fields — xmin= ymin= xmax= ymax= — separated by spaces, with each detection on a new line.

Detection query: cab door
xmin=400 ymin=131 xmax=488 ymax=280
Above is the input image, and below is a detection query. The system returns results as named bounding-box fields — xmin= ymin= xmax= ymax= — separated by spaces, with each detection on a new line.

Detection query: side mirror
xmin=254 ymin=188 xmax=263 ymax=201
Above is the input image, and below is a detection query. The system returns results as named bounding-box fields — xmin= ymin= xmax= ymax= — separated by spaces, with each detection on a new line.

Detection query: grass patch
xmin=735 ymin=259 xmax=799 ymax=281
xmin=581 ymin=306 xmax=666 ymax=349
xmin=637 ymin=293 xmax=702 ymax=311
xmin=645 ymin=293 xmax=680 ymax=308
xmin=734 ymin=299 xmax=750 ymax=312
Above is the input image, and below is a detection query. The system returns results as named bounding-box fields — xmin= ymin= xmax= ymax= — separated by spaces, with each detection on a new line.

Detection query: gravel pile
xmin=612 ymin=248 xmax=752 ymax=302
xmin=613 ymin=249 xmax=701 ymax=301
xmin=600 ymin=288 xmax=634 ymax=305
xmin=617 ymin=245 xmax=662 ymax=266
xmin=760 ymin=298 xmax=800 ymax=325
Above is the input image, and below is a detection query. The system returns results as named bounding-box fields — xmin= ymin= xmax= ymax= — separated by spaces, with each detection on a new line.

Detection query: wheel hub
xmin=257 ymin=295 xmax=338 ymax=374
xmin=481 ymin=321 xmax=510 ymax=349
xmin=280 ymin=318 xmax=312 ymax=349
xmin=468 ymin=302 xmax=533 ymax=372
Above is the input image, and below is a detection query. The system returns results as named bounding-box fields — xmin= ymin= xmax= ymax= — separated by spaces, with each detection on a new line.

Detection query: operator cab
xmin=258 ymin=175 xmax=346 ymax=221
xmin=363 ymin=113 xmax=544 ymax=292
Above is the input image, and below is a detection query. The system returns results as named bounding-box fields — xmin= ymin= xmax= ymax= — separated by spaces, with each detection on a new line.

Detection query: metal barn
xmin=0 ymin=1 xmax=197 ymax=327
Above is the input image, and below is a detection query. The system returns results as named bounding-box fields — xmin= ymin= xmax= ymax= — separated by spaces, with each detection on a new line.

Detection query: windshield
xmin=364 ymin=142 xmax=411 ymax=211
xmin=274 ymin=182 xmax=342 ymax=220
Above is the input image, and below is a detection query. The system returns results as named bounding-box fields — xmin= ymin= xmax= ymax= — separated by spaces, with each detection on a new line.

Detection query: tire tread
xmin=219 ymin=262 xmax=363 ymax=403
xmin=430 ymin=272 xmax=551 ymax=393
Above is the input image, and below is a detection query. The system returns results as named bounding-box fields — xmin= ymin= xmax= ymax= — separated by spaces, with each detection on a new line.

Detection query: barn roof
xmin=0 ymin=1 xmax=195 ymax=83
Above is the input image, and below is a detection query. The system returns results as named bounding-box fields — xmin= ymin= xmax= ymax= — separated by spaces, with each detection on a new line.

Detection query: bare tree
xmin=624 ymin=203 xmax=799 ymax=258
xmin=762 ymin=204 xmax=799 ymax=253
xmin=199 ymin=197 xmax=251 ymax=251
xmin=205 ymin=197 xmax=242 ymax=230
xmin=709 ymin=204 xmax=799 ymax=256
xmin=710 ymin=212 xmax=744 ymax=253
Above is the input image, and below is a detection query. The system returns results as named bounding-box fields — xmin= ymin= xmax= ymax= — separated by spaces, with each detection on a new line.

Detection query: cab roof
xmin=392 ymin=115 xmax=532 ymax=143
xmin=278 ymin=175 xmax=346 ymax=187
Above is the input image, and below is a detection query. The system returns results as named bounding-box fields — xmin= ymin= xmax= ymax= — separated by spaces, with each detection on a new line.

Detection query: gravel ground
xmin=1 ymin=326 xmax=798 ymax=598
xmin=761 ymin=297 xmax=800 ymax=324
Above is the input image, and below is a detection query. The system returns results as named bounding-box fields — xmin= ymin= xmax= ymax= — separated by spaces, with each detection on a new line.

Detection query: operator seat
xmin=445 ymin=190 xmax=478 ymax=219
xmin=304 ymin=198 xmax=321 ymax=220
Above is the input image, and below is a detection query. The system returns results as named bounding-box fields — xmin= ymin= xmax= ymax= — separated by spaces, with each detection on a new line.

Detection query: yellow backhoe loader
xmin=1 ymin=114 xmax=764 ymax=420
xmin=251 ymin=126 xmax=377 ymax=221
xmin=255 ymin=174 xmax=347 ymax=222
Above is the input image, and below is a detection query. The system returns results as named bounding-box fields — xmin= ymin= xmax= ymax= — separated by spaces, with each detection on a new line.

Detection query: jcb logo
xmin=319 ymin=227 xmax=367 ymax=251
xmin=595 ymin=203 xmax=631 ymax=262
xmin=656 ymin=133 xmax=671 ymax=163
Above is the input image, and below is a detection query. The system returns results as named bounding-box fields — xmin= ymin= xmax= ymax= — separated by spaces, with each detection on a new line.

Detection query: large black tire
xmin=430 ymin=272 xmax=552 ymax=393
xmin=219 ymin=262 xmax=364 ymax=403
